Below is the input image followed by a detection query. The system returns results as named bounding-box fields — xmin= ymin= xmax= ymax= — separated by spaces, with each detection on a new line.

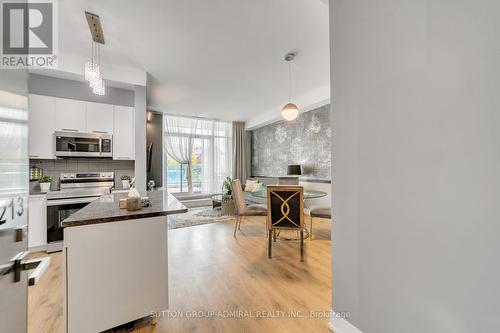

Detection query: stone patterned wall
xmin=251 ymin=104 xmax=331 ymax=180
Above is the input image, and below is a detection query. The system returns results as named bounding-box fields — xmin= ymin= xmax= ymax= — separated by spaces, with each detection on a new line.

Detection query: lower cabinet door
xmin=28 ymin=195 xmax=47 ymax=250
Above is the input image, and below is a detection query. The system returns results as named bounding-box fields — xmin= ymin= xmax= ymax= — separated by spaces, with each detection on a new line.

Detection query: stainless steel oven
xmin=46 ymin=172 xmax=114 ymax=252
xmin=55 ymin=131 xmax=112 ymax=158
xmin=46 ymin=197 xmax=99 ymax=252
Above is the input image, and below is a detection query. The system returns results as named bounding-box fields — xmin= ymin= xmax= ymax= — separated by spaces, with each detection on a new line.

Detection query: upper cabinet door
xmin=28 ymin=94 xmax=56 ymax=159
xmin=113 ymin=106 xmax=135 ymax=160
xmin=86 ymin=102 xmax=114 ymax=134
xmin=54 ymin=98 xmax=86 ymax=132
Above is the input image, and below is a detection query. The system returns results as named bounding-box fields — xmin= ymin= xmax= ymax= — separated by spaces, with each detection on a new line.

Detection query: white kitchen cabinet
xmin=86 ymin=102 xmax=114 ymax=134
xmin=113 ymin=106 xmax=135 ymax=160
xmin=28 ymin=94 xmax=56 ymax=159
xmin=28 ymin=195 xmax=47 ymax=250
xmin=29 ymin=95 xmax=135 ymax=160
xmin=54 ymin=97 xmax=86 ymax=132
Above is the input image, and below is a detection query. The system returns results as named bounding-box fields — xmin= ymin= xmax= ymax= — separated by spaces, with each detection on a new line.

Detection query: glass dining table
xmin=250 ymin=187 xmax=327 ymax=199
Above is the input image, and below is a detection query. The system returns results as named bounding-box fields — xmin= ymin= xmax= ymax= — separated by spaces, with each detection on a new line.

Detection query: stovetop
xmin=43 ymin=172 xmax=115 ymax=200
xmin=45 ymin=188 xmax=112 ymax=200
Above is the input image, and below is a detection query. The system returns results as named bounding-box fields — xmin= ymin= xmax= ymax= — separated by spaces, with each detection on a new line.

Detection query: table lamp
xmin=287 ymin=165 xmax=302 ymax=176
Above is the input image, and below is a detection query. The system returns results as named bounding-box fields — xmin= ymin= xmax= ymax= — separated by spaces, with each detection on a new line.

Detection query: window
xmin=164 ymin=115 xmax=232 ymax=194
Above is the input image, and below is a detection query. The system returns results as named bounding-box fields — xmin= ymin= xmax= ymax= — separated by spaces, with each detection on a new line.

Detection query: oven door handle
xmin=47 ymin=197 xmax=99 ymax=206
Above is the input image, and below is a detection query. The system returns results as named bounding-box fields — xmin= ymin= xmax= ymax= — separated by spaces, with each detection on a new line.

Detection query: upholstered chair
xmin=308 ymin=206 xmax=332 ymax=240
xmin=266 ymin=185 xmax=305 ymax=261
xmin=232 ymin=179 xmax=267 ymax=237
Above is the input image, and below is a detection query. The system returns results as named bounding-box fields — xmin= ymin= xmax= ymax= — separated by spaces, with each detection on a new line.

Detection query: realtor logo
xmin=1 ymin=0 xmax=58 ymax=68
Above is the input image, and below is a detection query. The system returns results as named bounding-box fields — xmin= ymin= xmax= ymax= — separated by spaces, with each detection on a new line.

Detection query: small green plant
xmin=38 ymin=175 xmax=52 ymax=183
xmin=222 ymin=176 xmax=232 ymax=196
xmin=121 ymin=175 xmax=131 ymax=181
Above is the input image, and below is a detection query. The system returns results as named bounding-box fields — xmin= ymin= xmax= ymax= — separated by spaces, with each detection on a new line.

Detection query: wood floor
xmin=28 ymin=216 xmax=332 ymax=333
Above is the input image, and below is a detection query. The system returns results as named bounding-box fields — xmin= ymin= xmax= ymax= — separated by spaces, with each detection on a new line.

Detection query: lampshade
xmin=281 ymin=103 xmax=299 ymax=121
xmin=287 ymin=164 xmax=302 ymax=175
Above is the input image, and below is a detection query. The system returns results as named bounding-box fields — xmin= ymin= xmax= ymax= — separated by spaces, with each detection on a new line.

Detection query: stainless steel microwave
xmin=55 ymin=131 xmax=112 ymax=158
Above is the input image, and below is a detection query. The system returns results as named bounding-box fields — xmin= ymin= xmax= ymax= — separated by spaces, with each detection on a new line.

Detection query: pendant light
xmin=281 ymin=52 xmax=299 ymax=121
xmin=84 ymin=42 xmax=100 ymax=82
xmin=84 ymin=12 xmax=106 ymax=96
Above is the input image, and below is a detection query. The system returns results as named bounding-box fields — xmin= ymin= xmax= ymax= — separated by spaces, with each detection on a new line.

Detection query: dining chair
xmin=266 ymin=185 xmax=305 ymax=261
xmin=308 ymin=206 xmax=332 ymax=240
xmin=232 ymin=179 xmax=267 ymax=237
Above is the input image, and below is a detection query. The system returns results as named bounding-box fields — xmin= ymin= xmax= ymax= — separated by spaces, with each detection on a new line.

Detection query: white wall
xmin=331 ymin=1 xmax=500 ymax=332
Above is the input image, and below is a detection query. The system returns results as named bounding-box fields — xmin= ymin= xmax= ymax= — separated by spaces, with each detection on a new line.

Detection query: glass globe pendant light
xmin=281 ymin=52 xmax=299 ymax=121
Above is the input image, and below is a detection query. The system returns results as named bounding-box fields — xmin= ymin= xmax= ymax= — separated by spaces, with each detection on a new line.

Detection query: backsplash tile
xmin=30 ymin=158 xmax=135 ymax=192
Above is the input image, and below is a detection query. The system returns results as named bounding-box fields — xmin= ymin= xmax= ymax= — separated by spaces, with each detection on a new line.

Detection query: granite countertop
xmin=62 ymin=190 xmax=187 ymax=228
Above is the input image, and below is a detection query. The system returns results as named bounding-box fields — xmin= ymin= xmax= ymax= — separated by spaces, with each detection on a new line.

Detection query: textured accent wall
xmin=251 ymin=104 xmax=331 ymax=180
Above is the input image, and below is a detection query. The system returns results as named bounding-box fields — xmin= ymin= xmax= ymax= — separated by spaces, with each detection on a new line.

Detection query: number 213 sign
xmin=0 ymin=196 xmax=26 ymax=230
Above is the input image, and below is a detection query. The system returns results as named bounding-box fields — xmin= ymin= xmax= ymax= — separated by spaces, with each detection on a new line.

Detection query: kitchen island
xmin=62 ymin=190 xmax=187 ymax=333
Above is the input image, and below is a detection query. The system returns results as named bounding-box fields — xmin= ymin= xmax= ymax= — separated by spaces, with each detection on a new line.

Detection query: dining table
xmin=250 ymin=187 xmax=327 ymax=200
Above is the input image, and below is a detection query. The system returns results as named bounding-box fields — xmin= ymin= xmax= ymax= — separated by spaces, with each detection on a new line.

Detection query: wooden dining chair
xmin=232 ymin=179 xmax=267 ymax=237
xmin=266 ymin=185 xmax=305 ymax=261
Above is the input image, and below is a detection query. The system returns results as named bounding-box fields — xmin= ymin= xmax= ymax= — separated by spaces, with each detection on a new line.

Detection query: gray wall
xmin=146 ymin=111 xmax=163 ymax=188
xmin=28 ymin=74 xmax=134 ymax=106
xmin=1 ymin=70 xmax=28 ymax=95
xmin=134 ymin=85 xmax=147 ymax=192
xmin=251 ymin=104 xmax=330 ymax=180
xmin=331 ymin=1 xmax=500 ymax=332
xmin=30 ymin=159 xmax=134 ymax=191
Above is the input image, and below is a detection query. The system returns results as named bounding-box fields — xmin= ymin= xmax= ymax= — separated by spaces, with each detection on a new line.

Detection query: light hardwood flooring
xmin=28 ymin=216 xmax=332 ymax=333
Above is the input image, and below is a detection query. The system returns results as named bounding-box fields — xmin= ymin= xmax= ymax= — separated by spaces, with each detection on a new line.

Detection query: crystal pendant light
xmin=84 ymin=42 xmax=100 ymax=83
xmin=84 ymin=61 xmax=100 ymax=82
xmin=89 ymin=71 xmax=102 ymax=88
xmin=84 ymin=41 xmax=105 ymax=96
xmin=281 ymin=53 xmax=299 ymax=121
xmin=92 ymin=78 xmax=105 ymax=95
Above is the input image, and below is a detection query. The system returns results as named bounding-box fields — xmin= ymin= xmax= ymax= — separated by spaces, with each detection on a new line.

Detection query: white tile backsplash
xmin=30 ymin=158 xmax=135 ymax=191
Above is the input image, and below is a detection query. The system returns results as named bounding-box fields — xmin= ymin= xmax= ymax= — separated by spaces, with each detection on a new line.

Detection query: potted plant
xmin=38 ymin=175 xmax=52 ymax=192
xmin=121 ymin=175 xmax=131 ymax=189
xmin=222 ymin=176 xmax=232 ymax=197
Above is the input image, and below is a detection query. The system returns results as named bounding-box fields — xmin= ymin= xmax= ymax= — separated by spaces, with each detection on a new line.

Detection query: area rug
xmin=167 ymin=206 xmax=236 ymax=230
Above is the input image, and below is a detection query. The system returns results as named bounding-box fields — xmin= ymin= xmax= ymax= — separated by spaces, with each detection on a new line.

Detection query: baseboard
xmin=329 ymin=311 xmax=363 ymax=333
xmin=29 ymin=245 xmax=47 ymax=253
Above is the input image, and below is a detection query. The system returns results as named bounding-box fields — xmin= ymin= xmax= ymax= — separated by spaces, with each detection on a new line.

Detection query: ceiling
xmin=57 ymin=0 xmax=330 ymax=124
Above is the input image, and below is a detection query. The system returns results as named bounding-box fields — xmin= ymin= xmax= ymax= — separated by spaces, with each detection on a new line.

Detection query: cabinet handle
xmin=61 ymin=128 xmax=78 ymax=132
xmin=27 ymin=257 xmax=51 ymax=286
xmin=92 ymin=130 xmax=108 ymax=134
xmin=29 ymin=155 xmax=39 ymax=158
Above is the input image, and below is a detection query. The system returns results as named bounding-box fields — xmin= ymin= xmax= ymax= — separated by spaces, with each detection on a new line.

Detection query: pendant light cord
xmin=288 ymin=60 xmax=292 ymax=103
